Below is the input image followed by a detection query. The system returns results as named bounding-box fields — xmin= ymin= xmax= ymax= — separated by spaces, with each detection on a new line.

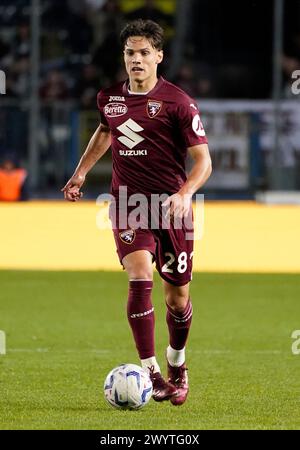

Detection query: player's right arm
xmin=61 ymin=123 xmax=111 ymax=202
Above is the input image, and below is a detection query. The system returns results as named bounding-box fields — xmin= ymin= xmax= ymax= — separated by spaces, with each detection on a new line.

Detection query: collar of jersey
xmin=123 ymin=76 xmax=164 ymax=96
xmin=128 ymin=88 xmax=149 ymax=95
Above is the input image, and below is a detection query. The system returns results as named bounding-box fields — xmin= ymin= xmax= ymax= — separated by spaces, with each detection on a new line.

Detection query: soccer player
xmin=62 ymin=19 xmax=212 ymax=406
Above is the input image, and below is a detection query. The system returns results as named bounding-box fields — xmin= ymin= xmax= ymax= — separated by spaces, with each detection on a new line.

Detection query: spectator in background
xmin=86 ymin=0 xmax=121 ymax=48
xmin=43 ymin=1 xmax=93 ymax=57
xmin=13 ymin=21 xmax=30 ymax=59
xmin=74 ymin=63 xmax=102 ymax=109
xmin=124 ymin=0 xmax=173 ymax=24
xmin=91 ymin=0 xmax=123 ymax=83
xmin=193 ymin=62 xmax=216 ymax=98
xmin=173 ymin=63 xmax=198 ymax=97
xmin=9 ymin=55 xmax=30 ymax=98
xmin=0 ymin=156 xmax=28 ymax=201
xmin=0 ymin=35 xmax=12 ymax=69
xmin=40 ymin=69 xmax=70 ymax=100
xmin=123 ymin=0 xmax=175 ymax=53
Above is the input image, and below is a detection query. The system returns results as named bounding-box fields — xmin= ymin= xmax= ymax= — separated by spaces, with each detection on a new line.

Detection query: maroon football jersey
xmin=97 ymin=76 xmax=208 ymax=196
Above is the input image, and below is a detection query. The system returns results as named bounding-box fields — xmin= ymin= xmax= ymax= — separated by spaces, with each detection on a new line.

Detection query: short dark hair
xmin=120 ymin=19 xmax=164 ymax=51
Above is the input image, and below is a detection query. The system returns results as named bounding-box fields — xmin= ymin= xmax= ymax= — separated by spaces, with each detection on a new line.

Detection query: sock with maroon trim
xmin=166 ymin=299 xmax=193 ymax=352
xmin=127 ymin=280 xmax=155 ymax=360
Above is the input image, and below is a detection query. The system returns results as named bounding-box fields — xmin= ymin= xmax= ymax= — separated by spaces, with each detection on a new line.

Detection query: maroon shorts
xmin=110 ymin=202 xmax=194 ymax=286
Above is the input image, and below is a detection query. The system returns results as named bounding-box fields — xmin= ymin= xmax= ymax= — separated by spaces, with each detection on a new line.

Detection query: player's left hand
xmin=61 ymin=173 xmax=85 ymax=202
xmin=162 ymin=192 xmax=192 ymax=220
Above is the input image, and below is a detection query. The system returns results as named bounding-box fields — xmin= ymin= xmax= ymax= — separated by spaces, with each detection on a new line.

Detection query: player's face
xmin=124 ymin=36 xmax=163 ymax=84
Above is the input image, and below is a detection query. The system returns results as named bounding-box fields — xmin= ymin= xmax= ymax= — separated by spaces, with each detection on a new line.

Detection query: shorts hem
xmin=157 ymin=270 xmax=192 ymax=287
xmin=119 ymin=248 xmax=156 ymax=267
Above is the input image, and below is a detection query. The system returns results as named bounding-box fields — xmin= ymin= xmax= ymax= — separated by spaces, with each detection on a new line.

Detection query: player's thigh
xmin=155 ymin=227 xmax=194 ymax=287
xmin=122 ymin=250 xmax=154 ymax=280
xmin=111 ymin=227 xmax=156 ymax=280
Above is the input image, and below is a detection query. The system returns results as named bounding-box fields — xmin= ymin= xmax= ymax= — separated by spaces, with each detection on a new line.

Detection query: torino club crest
xmin=119 ymin=229 xmax=136 ymax=244
xmin=147 ymin=100 xmax=162 ymax=118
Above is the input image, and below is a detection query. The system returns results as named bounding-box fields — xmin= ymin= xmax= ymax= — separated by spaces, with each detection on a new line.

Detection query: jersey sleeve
xmin=176 ymin=98 xmax=208 ymax=147
xmin=97 ymin=90 xmax=109 ymax=126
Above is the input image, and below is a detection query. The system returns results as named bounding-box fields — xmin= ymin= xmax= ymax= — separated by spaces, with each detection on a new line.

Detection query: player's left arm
xmin=163 ymin=144 xmax=212 ymax=219
xmin=180 ymin=143 xmax=212 ymax=195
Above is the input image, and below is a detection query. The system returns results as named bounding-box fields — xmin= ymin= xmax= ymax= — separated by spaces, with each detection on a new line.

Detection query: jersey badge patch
xmin=119 ymin=229 xmax=136 ymax=244
xmin=147 ymin=100 xmax=162 ymax=118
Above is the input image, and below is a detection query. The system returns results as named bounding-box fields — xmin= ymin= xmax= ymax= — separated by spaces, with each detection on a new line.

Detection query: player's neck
xmin=128 ymin=75 xmax=158 ymax=94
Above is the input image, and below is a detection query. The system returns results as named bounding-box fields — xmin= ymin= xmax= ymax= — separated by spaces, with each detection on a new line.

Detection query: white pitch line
xmin=8 ymin=349 xmax=110 ymax=354
xmin=191 ymin=349 xmax=283 ymax=355
xmin=7 ymin=348 xmax=283 ymax=355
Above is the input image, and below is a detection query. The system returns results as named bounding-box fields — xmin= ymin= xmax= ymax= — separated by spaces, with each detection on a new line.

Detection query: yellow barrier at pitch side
xmin=1 ymin=201 xmax=300 ymax=272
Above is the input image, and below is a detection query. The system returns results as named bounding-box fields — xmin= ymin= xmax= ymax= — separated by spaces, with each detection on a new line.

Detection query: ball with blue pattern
xmin=104 ymin=363 xmax=153 ymax=410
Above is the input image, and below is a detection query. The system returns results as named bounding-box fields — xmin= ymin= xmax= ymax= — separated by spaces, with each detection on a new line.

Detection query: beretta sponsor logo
xmin=104 ymin=103 xmax=128 ymax=117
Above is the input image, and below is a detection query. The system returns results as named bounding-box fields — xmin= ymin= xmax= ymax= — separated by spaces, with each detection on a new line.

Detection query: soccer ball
xmin=104 ymin=363 xmax=153 ymax=410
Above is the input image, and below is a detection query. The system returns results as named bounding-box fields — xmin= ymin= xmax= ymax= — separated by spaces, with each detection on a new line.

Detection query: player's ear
xmin=156 ymin=50 xmax=163 ymax=64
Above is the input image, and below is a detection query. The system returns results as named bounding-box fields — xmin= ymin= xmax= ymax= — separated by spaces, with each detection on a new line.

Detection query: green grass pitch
xmin=0 ymin=270 xmax=300 ymax=430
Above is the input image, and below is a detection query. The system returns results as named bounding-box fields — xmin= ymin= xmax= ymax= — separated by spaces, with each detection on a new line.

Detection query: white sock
xmin=166 ymin=345 xmax=185 ymax=367
xmin=141 ymin=357 xmax=161 ymax=374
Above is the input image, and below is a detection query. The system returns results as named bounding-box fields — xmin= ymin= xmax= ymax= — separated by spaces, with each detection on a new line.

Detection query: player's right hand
xmin=61 ymin=173 xmax=85 ymax=202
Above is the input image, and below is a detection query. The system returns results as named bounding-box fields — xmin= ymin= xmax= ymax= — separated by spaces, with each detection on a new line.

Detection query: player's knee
xmin=129 ymin=272 xmax=153 ymax=281
xmin=122 ymin=251 xmax=153 ymax=280
xmin=166 ymin=292 xmax=189 ymax=313
xmin=126 ymin=267 xmax=153 ymax=281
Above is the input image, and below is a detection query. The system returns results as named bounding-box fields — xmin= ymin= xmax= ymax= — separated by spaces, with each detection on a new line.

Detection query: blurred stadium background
xmin=1 ymin=0 xmax=300 ymax=272
xmin=1 ymin=0 xmax=300 ymax=197
xmin=1 ymin=0 xmax=300 ymax=431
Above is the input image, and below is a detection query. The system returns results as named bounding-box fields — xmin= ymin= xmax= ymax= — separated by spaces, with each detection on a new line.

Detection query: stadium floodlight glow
xmin=0 ymin=330 xmax=6 ymax=355
xmin=0 ymin=70 xmax=6 ymax=94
